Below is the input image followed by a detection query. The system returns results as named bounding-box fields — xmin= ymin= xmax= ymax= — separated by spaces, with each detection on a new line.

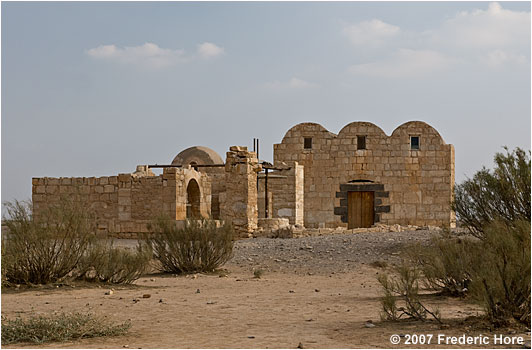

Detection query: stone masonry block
xmin=375 ymin=205 xmax=390 ymax=213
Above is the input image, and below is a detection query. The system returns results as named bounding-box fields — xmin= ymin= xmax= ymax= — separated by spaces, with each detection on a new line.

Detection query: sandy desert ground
xmin=2 ymin=230 xmax=530 ymax=349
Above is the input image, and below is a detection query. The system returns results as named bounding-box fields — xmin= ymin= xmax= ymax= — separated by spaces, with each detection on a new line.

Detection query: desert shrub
xmin=1 ymin=312 xmax=130 ymax=344
xmin=78 ymin=240 xmax=151 ymax=284
xmin=253 ymin=269 xmax=264 ymax=279
xmin=378 ymin=263 xmax=441 ymax=323
xmin=2 ymin=199 xmax=95 ymax=285
xmin=403 ymin=220 xmax=530 ymax=325
xmin=369 ymin=260 xmax=388 ymax=269
xmin=387 ymin=147 xmax=531 ymax=326
xmin=405 ymin=233 xmax=478 ymax=296
xmin=468 ymin=219 xmax=531 ymax=325
xmin=2 ymin=238 xmax=15 ymax=287
xmin=146 ymin=218 xmax=235 ymax=274
xmin=451 ymin=146 xmax=530 ymax=325
xmin=453 ymin=147 xmax=530 ymax=238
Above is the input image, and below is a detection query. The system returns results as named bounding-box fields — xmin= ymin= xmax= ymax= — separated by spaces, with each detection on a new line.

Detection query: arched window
xmin=186 ymin=179 xmax=201 ymax=218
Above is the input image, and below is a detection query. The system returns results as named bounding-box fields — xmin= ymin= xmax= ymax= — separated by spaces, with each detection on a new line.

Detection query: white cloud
xmin=87 ymin=44 xmax=118 ymax=59
xmin=287 ymin=77 xmax=319 ymax=89
xmin=87 ymin=41 xmax=225 ymax=69
xmin=197 ymin=42 xmax=225 ymax=59
xmin=432 ymin=2 xmax=530 ymax=50
xmin=343 ymin=2 xmax=530 ymax=76
xmin=480 ymin=50 xmax=527 ymax=67
xmin=349 ymin=49 xmax=455 ymax=78
xmin=264 ymin=77 xmax=319 ymax=90
xmin=87 ymin=42 xmax=187 ymax=69
xmin=343 ymin=19 xmax=400 ymax=47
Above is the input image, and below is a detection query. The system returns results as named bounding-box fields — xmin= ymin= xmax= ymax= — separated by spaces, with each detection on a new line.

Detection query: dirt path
xmin=2 ymin=231 xmax=529 ymax=349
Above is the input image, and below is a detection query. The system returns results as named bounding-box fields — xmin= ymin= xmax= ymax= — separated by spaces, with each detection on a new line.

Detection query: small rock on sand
xmin=364 ymin=320 xmax=375 ymax=328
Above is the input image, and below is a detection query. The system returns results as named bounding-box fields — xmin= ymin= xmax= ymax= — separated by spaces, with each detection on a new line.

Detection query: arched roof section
xmin=171 ymin=146 xmax=224 ymax=166
xmin=280 ymin=122 xmax=336 ymax=144
xmin=391 ymin=121 xmax=446 ymax=144
xmin=337 ymin=121 xmax=387 ymax=138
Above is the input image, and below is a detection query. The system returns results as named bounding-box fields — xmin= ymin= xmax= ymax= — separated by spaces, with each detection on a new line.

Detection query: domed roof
xmin=171 ymin=146 xmax=224 ymax=166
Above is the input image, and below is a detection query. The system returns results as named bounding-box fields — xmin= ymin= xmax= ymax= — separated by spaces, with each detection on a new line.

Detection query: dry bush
xmin=402 ymin=220 xmax=530 ymax=326
xmin=2 ymin=199 xmax=95 ymax=285
xmin=369 ymin=260 xmax=388 ymax=269
xmin=146 ymin=218 xmax=234 ymax=274
xmin=405 ymin=233 xmax=478 ymax=296
xmin=468 ymin=220 xmax=531 ymax=325
xmin=78 ymin=240 xmax=151 ymax=284
xmin=1 ymin=312 xmax=130 ymax=344
xmin=253 ymin=269 xmax=264 ymax=279
xmin=378 ymin=263 xmax=441 ymax=323
xmin=396 ymin=147 xmax=531 ymax=326
xmin=2 ymin=238 xmax=15 ymax=287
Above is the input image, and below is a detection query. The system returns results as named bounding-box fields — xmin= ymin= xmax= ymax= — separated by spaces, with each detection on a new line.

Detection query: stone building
xmin=273 ymin=121 xmax=455 ymax=229
xmin=32 ymin=165 xmax=212 ymax=236
xmin=32 ymin=120 xmax=455 ymax=236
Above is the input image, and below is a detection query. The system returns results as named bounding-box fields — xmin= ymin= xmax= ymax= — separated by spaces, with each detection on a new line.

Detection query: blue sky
xmin=2 ymin=1 xmax=531 ymax=204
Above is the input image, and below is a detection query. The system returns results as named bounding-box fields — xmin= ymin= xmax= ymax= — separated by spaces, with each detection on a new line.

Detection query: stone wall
xmin=171 ymin=146 xmax=225 ymax=220
xmin=32 ymin=167 xmax=211 ymax=237
xmin=219 ymin=146 xmax=261 ymax=236
xmin=273 ymin=121 xmax=455 ymax=228
xmin=257 ymin=187 xmax=273 ymax=219
xmin=197 ymin=167 xmax=225 ymax=219
xmin=269 ymin=162 xmax=304 ymax=226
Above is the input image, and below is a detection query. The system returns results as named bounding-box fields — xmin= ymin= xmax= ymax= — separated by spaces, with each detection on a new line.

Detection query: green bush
xmin=146 ymin=218 xmax=234 ymax=274
xmin=1 ymin=312 xmax=130 ymax=344
xmin=453 ymin=147 xmax=530 ymax=238
xmin=2 ymin=199 xmax=95 ymax=285
xmin=78 ymin=240 xmax=151 ymax=284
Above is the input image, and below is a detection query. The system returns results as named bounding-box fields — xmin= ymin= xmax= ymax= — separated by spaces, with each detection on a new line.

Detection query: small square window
xmin=410 ymin=136 xmax=420 ymax=150
xmin=304 ymin=137 xmax=312 ymax=149
xmin=357 ymin=136 xmax=366 ymax=150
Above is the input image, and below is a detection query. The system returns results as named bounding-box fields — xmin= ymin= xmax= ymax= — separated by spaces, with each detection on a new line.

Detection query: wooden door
xmin=347 ymin=191 xmax=374 ymax=229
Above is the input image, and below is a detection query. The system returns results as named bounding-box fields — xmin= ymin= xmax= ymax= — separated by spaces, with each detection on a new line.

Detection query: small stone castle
xmin=32 ymin=121 xmax=455 ymax=237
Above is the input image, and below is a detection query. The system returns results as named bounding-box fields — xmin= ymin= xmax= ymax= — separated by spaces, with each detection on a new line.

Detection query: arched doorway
xmin=186 ymin=179 xmax=201 ymax=219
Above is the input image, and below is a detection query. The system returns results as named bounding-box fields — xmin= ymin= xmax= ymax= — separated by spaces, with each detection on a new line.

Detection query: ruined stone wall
xmin=219 ymin=146 xmax=261 ymax=236
xmin=273 ymin=121 xmax=454 ymax=228
xmin=257 ymin=186 xmax=273 ymax=220
xmin=197 ymin=167 xmax=224 ymax=219
xmin=269 ymin=162 xmax=304 ymax=226
xmin=171 ymin=146 xmax=224 ymax=220
xmin=32 ymin=167 xmax=211 ymax=237
xmin=32 ymin=176 xmax=121 ymax=233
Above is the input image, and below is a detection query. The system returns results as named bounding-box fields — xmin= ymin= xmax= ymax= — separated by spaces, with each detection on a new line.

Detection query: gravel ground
xmin=116 ymin=229 xmax=443 ymax=275
xmin=228 ymin=230 xmax=441 ymax=275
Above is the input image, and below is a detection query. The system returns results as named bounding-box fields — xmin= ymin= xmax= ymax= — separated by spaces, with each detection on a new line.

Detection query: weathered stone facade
xmin=219 ymin=146 xmax=262 ymax=236
xmin=32 ymin=120 xmax=455 ymax=237
xmin=268 ymin=162 xmax=305 ymax=226
xmin=32 ymin=167 xmax=211 ymax=237
xmin=273 ymin=121 xmax=455 ymax=228
xmin=172 ymin=146 xmax=225 ymax=220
